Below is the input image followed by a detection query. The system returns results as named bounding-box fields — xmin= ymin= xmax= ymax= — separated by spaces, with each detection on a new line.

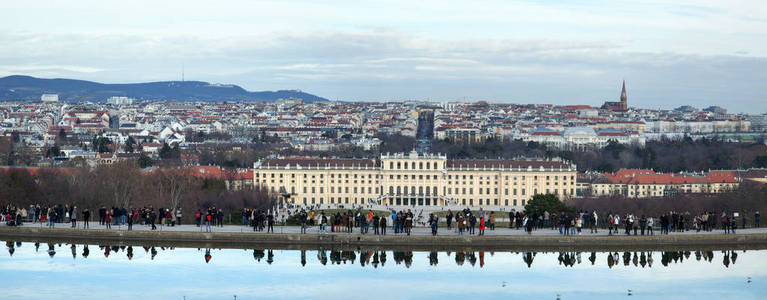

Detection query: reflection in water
xmin=3 ymin=240 xmax=763 ymax=300
xmin=0 ymin=240 xmax=756 ymax=270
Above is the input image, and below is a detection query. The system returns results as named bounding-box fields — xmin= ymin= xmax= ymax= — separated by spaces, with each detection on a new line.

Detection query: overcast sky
xmin=1 ymin=0 xmax=766 ymax=112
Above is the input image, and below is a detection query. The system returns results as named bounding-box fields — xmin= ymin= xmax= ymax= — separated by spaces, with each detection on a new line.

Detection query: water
xmin=2 ymin=240 xmax=765 ymax=300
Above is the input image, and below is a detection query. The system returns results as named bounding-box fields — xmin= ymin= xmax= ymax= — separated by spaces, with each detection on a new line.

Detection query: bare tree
xmin=155 ymin=168 xmax=196 ymax=213
xmin=96 ymin=160 xmax=141 ymax=208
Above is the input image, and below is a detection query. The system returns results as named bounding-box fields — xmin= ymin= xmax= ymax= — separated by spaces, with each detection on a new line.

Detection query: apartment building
xmin=253 ymin=152 xmax=577 ymax=209
xmin=584 ymin=169 xmax=739 ymax=198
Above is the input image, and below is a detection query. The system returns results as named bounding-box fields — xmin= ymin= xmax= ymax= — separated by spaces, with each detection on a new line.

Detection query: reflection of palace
xmin=254 ymin=152 xmax=576 ymax=209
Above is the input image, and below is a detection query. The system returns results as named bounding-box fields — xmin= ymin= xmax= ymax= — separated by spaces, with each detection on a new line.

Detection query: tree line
xmin=0 ymin=161 xmax=275 ymax=222
xmin=431 ymin=136 xmax=767 ymax=172
xmin=569 ymin=181 xmax=767 ymax=217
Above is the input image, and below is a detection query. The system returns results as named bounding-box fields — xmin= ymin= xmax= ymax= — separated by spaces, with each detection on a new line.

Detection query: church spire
xmin=620 ymin=80 xmax=627 ymax=109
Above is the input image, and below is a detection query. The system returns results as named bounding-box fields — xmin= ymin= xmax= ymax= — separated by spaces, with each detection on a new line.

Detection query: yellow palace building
xmin=254 ymin=152 xmax=577 ymax=210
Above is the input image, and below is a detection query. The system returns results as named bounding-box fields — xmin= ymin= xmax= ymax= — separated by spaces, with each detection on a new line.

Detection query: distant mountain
xmin=0 ymin=75 xmax=328 ymax=103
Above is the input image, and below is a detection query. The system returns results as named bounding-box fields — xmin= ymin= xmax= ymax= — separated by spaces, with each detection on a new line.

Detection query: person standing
xmin=525 ymin=215 xmax=534 ymax=235
xmin=267 ymin=211 xmax=274 ymax=233
xmin=105 ymin=210 xmax=112 ymax=229
xmin=469 ymin=214 xmax=476 ymax=235
xmin=478 ymin=216 xmax=485 ymax=236
xmin=380 ymin=215 xmax=387 ymax=235
xmin=71 ymin=206 xmax=78 ymax=228
xmin=299 ymin=210 xmax=307 ymax=234
xmin=591 ymin=211 xmax=599 ymax=234
xmin=205 ymin=212 xmax=212 ymax=232
xmin=756 ymin=211 xmax=761 ymax=228
xmin=127 ymin=210 xmax=134 ymax=231
xmin=48 ymin=208 xmax=56 ymax=228
xmin=647 ymin=216 xmax=654 ymax=235
xmin=82 ymin=208 xmax=90 ymax=229
xmin=430 ymin=214 xmax=439 ymax=236
xmin=96 ymin=206 xmax=103 ymax=225
xmin=446 ymin=210 xmax=453 ymax=230
xmin=150 ymin=210 xmax=157 ymax=230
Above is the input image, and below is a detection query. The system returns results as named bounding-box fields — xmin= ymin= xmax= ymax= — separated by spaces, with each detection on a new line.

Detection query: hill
xmin=0 ymin=75 xmax=328 ymax=102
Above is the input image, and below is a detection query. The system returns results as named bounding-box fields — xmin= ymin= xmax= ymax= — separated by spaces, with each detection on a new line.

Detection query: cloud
xmin=0 ymin=25 xmax=764 ymax=112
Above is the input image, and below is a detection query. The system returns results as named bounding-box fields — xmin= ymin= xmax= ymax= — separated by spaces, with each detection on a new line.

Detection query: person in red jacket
xmin=478 ymin=216 xmax=486 ymax=236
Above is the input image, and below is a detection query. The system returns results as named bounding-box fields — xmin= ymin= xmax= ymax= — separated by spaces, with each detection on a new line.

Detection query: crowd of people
xmin=2 ymin=203 xmax=762 ymax=238
xmin=499 ymin=209 xmax=758 ymax=236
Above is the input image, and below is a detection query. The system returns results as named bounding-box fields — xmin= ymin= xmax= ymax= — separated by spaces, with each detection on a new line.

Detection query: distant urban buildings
xmin=106 ymin=96 xmax=134 ymax=106
xmin=0 ymin=85 xmax=763 ymax=169
xmin=41 ymin=94 xmax=58 ymax=102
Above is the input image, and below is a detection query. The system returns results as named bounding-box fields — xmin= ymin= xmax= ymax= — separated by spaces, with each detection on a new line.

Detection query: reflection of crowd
xmin=4 ymin=240 xmax=747 ymax=270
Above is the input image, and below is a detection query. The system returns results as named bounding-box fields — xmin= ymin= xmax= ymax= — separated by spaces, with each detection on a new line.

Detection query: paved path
xmin=10 ymin=222 xmax=767 ymax=236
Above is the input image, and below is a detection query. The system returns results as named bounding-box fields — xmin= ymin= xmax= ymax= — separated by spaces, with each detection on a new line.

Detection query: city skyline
xmin=1 ymin=1 xmax=766 ymax=112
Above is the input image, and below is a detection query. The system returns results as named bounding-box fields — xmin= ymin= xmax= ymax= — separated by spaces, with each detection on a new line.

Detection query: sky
xmin=1 ymin=0 xmax=766 ymax=112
